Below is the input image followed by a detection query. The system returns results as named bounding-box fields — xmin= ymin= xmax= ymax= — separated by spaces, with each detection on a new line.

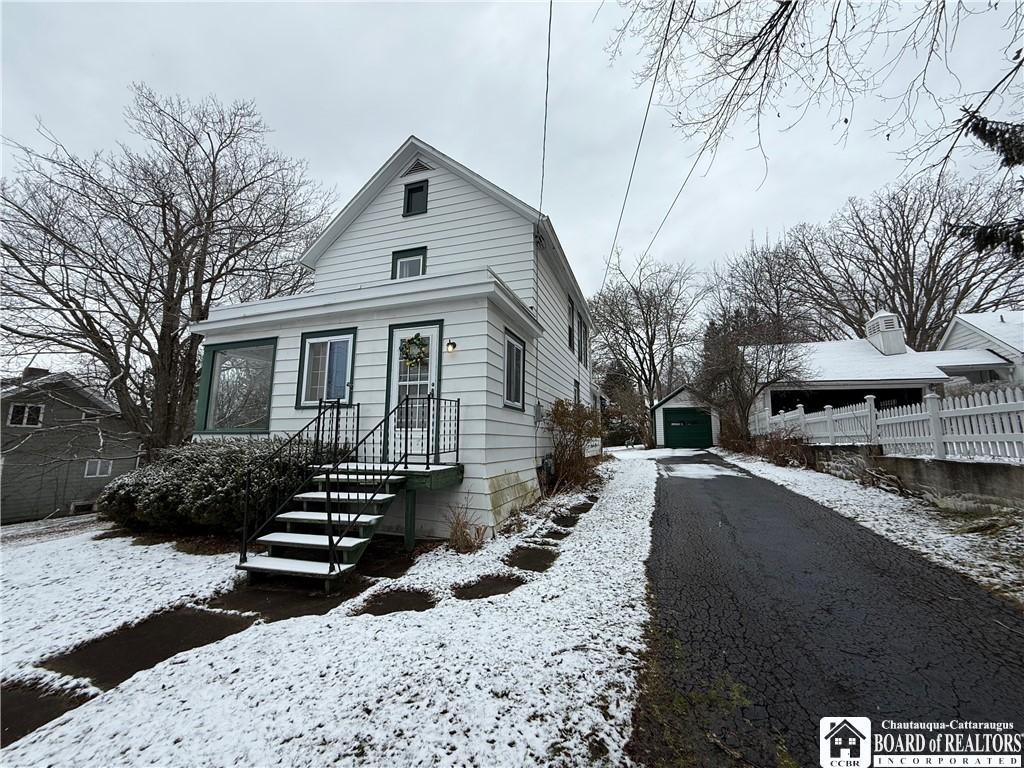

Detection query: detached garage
xmin=651 ymin=386 xmax=720 ymax=449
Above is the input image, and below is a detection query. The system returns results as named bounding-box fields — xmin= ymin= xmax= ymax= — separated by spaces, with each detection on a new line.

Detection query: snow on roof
xmin=795 ymin=339 xmax=1006 ymax=384
xmin=953 ymin=311 xmax=1024 ymax=354
xmin=0 ymin=372 xmax=118 ymax=412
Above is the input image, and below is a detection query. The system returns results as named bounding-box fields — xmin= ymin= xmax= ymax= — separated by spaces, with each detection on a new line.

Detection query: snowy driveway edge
xmin=3 ymin=455 xmax=657 ymax=767
xmin=712 ymin=449 xmax=1024 ymax=605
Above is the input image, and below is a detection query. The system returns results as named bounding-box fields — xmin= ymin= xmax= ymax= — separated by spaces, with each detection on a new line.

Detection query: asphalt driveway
xmin=631 ymin=451 xmax=1024 ymax=767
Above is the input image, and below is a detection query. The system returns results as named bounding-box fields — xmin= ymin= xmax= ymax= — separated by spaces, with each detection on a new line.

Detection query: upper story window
xmin=577 ymin=313 xmax=585 ymax=364
xmin=84 ymin=458 xmax=113 ymax=478
xmin=403 ymin=180 xmax=428 ymax=216
xmin=7 ymin=403 xmax=43 ymax=427
xmin=299 ymin=330 xmax=355 ymax=406
xmin=503 ymin=330 xmax=526 ymax=410
xmin=581 ymin=320 xmax=589 ymax=367
xmin=568 ymin=297 xmax=575 ymax=352
xmin=392 ymin=247 xmax=426 ymax=279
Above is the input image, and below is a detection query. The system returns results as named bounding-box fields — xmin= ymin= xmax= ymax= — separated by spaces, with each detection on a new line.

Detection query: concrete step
xmin=236 ymin=555 xmax=354 ymax=578
xmin=276 ymin=511 xmax=383 ymax=526
xmin=311 ymin=474 xmax=406 ymax=486
xmin=256 ymin=532 xmax=369 ymax=550
xmin=293 ymin=491 xmax=396 ymax=504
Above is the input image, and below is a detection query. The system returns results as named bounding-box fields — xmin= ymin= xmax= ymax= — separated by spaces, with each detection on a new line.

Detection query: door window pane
xmin=206 ymin=342 xmax=275 ymax=430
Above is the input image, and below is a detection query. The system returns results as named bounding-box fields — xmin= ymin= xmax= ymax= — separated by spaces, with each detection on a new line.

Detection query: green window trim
xmin=403 ymin=179 xmax=428 ymax=217
xmin=194 ymin=337 xmax=278 ymax=434
xmin=294 ymin=327 xmax=359 ymax=409
xmin=391 ymin=247 xmax=427 ymax=280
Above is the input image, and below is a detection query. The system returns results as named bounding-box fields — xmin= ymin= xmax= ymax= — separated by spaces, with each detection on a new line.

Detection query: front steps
xmin=237 ymin=461 xmax=464 ymax=588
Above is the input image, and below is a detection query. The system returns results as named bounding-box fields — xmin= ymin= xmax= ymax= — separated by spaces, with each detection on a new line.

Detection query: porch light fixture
xmin=446 ymin=339 xmax=457 ymax=352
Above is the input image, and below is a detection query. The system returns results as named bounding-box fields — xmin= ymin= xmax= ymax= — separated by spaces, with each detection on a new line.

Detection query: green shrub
xmin=97 ymin=437 xmax=321 ymax=535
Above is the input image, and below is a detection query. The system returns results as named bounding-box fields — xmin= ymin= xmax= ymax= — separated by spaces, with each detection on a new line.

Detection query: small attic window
xmin=404 ymin=180 xmax=428 ymax=216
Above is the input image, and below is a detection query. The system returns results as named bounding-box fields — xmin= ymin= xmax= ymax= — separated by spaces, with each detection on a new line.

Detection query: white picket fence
xmin=763 ymin=387 xmax=1024 ymax=462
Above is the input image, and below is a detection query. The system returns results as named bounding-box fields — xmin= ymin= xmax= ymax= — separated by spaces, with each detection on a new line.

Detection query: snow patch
xmin=1 ymin=520 xmax=239 ymax=687
xmin=2 ymin=456 xmax=656 ymax=766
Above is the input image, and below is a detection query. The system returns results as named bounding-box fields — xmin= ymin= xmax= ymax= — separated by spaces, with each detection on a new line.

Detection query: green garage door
xmin=663 ymin=408 xmax=713 ymax=448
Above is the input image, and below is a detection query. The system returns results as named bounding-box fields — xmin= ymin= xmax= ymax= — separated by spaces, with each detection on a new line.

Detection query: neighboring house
xmin=751 ymin=311 xmax=1012 ymax=429
xmin=1 ymin=368 xmax=142 ymax=524
xmin=191 ymin=136 xmax=595 ymax=562
xmin=650 ymin=386 xmax=720 ymax=449
xmin=937 ymin=310 xmax=1023 ymax=384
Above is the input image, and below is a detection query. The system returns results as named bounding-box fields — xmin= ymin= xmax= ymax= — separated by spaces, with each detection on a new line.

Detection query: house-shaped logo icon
xmin=819 ymin=717 xmax=872 ymax=768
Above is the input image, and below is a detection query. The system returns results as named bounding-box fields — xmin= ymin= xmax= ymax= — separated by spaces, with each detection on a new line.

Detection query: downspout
xmin=533 ymin=221 xmax=542 ymax=466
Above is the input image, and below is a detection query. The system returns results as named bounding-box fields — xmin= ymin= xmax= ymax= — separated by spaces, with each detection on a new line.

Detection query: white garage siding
xmin=652 ymin=389 xmax=721 ymax=447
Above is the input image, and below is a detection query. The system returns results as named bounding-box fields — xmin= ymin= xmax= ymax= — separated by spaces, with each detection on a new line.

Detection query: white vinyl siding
xmin=313 ymin=161 xmax=536 ymax=302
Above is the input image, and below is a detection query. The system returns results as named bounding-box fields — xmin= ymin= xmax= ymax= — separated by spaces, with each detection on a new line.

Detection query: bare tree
xmin=615 ymin=2 xmax=1023 ymax=164
xmin=1 ymin=84 xmax=332 ymax=454
xmin=590 ymin=257 xmax=706 ymax=446
xmin=787 ymin=173 xmax=1024 ymax=350
xmin=691 ymin=274 xmax=808 ymax=440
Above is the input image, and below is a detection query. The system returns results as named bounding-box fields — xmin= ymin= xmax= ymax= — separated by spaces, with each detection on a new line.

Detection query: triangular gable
xmin=825 ymin=720 xmax=865 ymax=740
xmin=299 ymin=136 xmax=540 ymax=270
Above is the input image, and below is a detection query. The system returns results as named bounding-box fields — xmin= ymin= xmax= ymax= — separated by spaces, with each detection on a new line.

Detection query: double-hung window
xmin=299 ymin=330 xmax=355 ymax=406
xmin=7 ymin=403 xmax=43 ymax=427
xmin=568 ymin=297 xmax=575 ymax=352
xmin=503 ymin=331 xmax=526 ymax=410
xmin=392 ymin=247 xmax=426 ymax=280
xmin=577 ymin=313 xmax=585 ymax=364
xmin=403 ymin=180 xmax=428 ymax=216
xmin=84 ymin=458 xmax=113 ymax=478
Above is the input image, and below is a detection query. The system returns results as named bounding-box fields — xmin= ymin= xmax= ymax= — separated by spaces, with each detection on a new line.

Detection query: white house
xmin=650 ymin=386 xmax=720 ymax=448
xmin=937 ymin=310 xmax=1023 ymax=384
xmin=751 ymin=310 xmax=1012 ymax=431
xmin=190 ymin=137 xmax=595 ymax=582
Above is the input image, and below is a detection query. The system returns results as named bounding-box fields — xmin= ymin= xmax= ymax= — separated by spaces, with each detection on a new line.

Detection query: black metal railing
xmin=240 ymin=400 xmax=358 ymax=564
xmin=240 ymin=393 xmax=461 ymax=572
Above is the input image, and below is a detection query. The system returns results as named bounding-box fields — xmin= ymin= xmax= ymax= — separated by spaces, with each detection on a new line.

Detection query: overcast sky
xmin=2 ymin=2 xmax=1015 ymax=298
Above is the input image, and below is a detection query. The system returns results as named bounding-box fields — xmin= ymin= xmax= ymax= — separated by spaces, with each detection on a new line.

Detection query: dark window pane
xmin=25 ymin=405 xmax=42 ymax=425
xmin=404 ymin=182 xmax=427 ymax=215
xmin=207 ymin=343 xmax=275 ymax=430
xmin=9 ymin=405 xmax=25 ymax=425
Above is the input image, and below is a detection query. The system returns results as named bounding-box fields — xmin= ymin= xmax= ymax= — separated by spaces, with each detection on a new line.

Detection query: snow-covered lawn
xmin=1 ymin=515 xmax=238 ymax=690
xmin=3 ymin=455 xmax=656 ymax=767
xmin=712 ymin=449 xmax=1024 ymax=604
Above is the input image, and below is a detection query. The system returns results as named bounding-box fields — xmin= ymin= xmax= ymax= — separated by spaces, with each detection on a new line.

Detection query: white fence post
xmin=925 ymin=393 xmax=946 ymax=459
xmin=797 ymin=404 xmax=806 ymax=435
xmin=825 ymin=405 xmax=835 ymax=444
xmin=864 ymin=395 xmax=877 ymax=444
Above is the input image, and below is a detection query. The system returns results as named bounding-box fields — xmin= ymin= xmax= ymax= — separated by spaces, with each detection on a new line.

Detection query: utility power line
xmin=599 ymin=0 xmax=677 ymax=291
xmin=538 ymin=0 xmax=554 ymax=217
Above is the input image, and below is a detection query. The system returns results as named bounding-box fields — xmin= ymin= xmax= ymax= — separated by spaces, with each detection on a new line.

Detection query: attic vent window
xmin=401 ymin=158 xmax=432 ymax=177
xmin=403 ymin=180 xmax=428 ymax=216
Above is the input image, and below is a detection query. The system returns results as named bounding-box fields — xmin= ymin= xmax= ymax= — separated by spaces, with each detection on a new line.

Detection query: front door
xmin=388 ymin=324 xmax=441 ymax=463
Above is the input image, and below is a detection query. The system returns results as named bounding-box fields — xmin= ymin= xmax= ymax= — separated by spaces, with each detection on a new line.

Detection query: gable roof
xmin=650 ymin=385 xmax=715 ymax=412
xmin=299 ymin=136 xmax=540 ymax=270
xmin=788 ymin=339 xmax=1008 ymax=385
xmin=0 ymin=372 xmax=118 ymax=413
xmin=825 ymin=719 xmax=865 ymax=740
xmin=939 ymin=310 xmax=1024 ymax=354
